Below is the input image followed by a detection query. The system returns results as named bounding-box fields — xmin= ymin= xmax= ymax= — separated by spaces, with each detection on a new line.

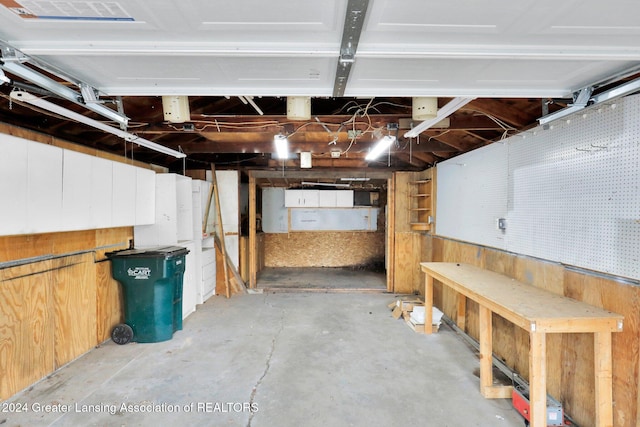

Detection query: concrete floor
xmin=257 ymin=267 xmax=386 ymax=292
xmin=1 ymin=292 xmax=525 ymax=427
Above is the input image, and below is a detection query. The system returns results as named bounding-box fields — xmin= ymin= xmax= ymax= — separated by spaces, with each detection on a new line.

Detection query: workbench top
xmin=420 ymin=262 xmax=623 ymax=333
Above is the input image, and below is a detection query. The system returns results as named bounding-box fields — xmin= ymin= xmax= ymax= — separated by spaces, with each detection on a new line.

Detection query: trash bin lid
xmin=106 ymin=246 xmax=190 ymax=259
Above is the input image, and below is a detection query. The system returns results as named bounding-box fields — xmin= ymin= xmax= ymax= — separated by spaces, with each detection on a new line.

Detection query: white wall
xmin=436 ymin=94 xmax=640 ymax=281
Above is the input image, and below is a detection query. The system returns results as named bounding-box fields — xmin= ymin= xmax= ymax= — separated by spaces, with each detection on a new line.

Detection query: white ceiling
xmin=1 ymin=0 xmax=640 ymax=97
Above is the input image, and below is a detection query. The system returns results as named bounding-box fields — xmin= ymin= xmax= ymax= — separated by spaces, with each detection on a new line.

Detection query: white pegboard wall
xmin=436 ymin=142 xmax=508 ymax=251
xmin=436 ymin=94 xmax=640 ymax=280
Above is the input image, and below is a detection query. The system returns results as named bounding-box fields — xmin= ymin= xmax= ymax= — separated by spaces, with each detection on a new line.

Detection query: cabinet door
xmin=285 ymin=189 xmax=319 ymax=207
xmin=335 ymin=190 xmax=354 ymax=207
xmin=284 ymin=189 xmax=300 ymax=207
xmin=318 ymin=190 xmax=336 ymax=207
xmin=301 ymin=190 xmax=319 ymax=207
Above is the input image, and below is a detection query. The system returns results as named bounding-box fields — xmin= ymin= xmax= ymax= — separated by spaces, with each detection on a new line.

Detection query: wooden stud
xmin=203 ymin=179 xmax=215 ymax=235
xmin=249 ymin=174 xmax=257 ymax=288
xmin=594 ymin=332 xmax=614 ymax=427
xmin=529 ymin=332 xmax=547 ymax=427
xmin=482 ymin=385 xmax=513 ymax=399
xmin=387 ymin=176 xmax=395 ymax=292
xmin=210 ymin=165 xmax=230 ymax=298
xmin=457 ymin=293 xmax=466 ymax=332
xmin=479 ymin=305 xmax=494 ymax=397
xmin=424 ymin=274 xmax=433 ymax=335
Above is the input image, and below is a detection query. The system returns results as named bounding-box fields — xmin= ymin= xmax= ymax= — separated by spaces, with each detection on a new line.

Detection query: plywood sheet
xmin=564 ymin=270 xmax=640 ymax=427
xmin=96 ymin=260 xmax=123 ymax=343
xmin=393 ymin=232 xmax=421 ymax=294
xmin=53 ymin=253 xmax=97 ymax=368
xmin=264 ymin=232 xmax=385 ymax=268
xmin=0 ymin=259 xmax=54 ymax=400
xmin=393 ymin=172 xmax=412 ymax=233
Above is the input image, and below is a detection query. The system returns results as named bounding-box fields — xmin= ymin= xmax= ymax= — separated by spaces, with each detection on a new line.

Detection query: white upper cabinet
xmin=335 ymin=190 xmax=354 ymax=207
xmin=284 ymin=189 xmax=319 ymax=208
xmin=286 ymin=189 xmax=353 ymax=208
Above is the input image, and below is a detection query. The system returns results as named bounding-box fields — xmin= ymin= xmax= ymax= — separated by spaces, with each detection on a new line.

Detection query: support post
xmin=594 ymin=332 xmax=614 ymax=427
xmin=528 ymin=331 xmax=547 ymax=427
xmin=249 ymin=174 xmax=257 ymax=289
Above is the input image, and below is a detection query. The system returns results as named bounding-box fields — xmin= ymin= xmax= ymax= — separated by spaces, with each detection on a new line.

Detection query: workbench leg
xmin=457 ymin=293 xmax=466 ymax=332
xmin=424 ymin=274 xmax=434 ymax=335
xmin=594 ymin=332 xmax=614 ymax=427
xmin=479 ymin=305 xmax=493 ymax=396
xmin=529 ymin=332 xmax=547 ymax=427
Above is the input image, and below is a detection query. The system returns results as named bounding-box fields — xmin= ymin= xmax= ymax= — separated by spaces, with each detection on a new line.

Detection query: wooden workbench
xmin=420 ymin=262 xmax=623 ymax=427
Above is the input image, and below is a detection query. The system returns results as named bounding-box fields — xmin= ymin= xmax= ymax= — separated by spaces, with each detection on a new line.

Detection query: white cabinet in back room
xmin=286 ymin=189 xmax=353 ymax=208
xmin=335 ymin=190 xmax=354 ymax=207
xmin=284 ymin=189 xmax=319 ymax=207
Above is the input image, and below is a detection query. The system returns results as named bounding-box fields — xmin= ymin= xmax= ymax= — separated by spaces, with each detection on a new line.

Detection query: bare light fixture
xmin=274 ymin=134 xmax=289 ymax=159
xmin=365 ymin=135 xmax=395 ymax=161
xmin=340 ymin=177 xmax=370 ymax=181
xmin=10 ymin=91 xmax=186 ymax=158
xmin=301 ymin=181 xmax=350 ymax=188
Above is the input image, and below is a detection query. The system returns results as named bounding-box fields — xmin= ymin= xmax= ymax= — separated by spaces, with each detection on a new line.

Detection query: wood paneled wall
xmin=390 ymin=170 xmax=433 ymax=294
xmin=240 ymin=233 xmax=265 ymax=281
xmin=425 ymin=235 xmax=640 ymax=427
xmin=0 ymin=227 xmax=131 ymax=400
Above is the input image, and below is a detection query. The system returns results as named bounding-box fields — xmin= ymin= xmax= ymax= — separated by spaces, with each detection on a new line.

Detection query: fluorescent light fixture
xmin=10 ymin=91 xmax=186 ymax=158
xmin=340 ymin=177 xmax=370 ymax=181
xmin=301 ymin=181 xmax=350 ymax=188
xmin=1 ymin=60 xmax=129 ymax=126
xmin=404 ymin=97 xmax=475 ymax=138
xmin=240 ymin=96 xmax=263 ymax=115
xmin=274 ymin=134 xmax=289 ymax=159
xmin=365 ymin=135 xmax=395 ymax=161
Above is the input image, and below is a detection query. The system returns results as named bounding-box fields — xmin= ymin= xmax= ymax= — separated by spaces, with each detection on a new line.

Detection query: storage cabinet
xmin=285 ymin=189 xmax=319 ymax=207
xmin=409 ymin=178 xmax=434 ymax=231
xmin=134 ymin=173 xmax=198 ymax=319
xmin=192 ymin=179 xmax=216 ymax=303
xmin=285 ymin=189 xmax=353 ymax=208
xmin=0 ymin=135 xmax=155 ymax=236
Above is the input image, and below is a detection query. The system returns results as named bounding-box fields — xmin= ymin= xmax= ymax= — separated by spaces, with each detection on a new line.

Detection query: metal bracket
xmin=332 ymin=0 xmax=370 ymax=97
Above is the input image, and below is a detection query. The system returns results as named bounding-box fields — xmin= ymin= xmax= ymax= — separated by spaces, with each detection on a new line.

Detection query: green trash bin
xmin=106 ymin=246 xmax=189 ymax=344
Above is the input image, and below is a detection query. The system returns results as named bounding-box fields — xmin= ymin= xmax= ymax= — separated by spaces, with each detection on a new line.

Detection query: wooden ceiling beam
xmin=467 ymin=99 xmax=537 ymax=128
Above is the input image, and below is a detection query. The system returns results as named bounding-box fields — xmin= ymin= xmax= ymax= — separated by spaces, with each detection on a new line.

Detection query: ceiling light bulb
xmin=274 ymin=134 xmax=289 ymax=159
xmin=365 ymin=135 xmax=395 ymax=161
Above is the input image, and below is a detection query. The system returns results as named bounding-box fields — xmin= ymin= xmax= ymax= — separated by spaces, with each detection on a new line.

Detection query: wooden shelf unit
xmin=409 ymin=178 xmax=433 ymax=231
